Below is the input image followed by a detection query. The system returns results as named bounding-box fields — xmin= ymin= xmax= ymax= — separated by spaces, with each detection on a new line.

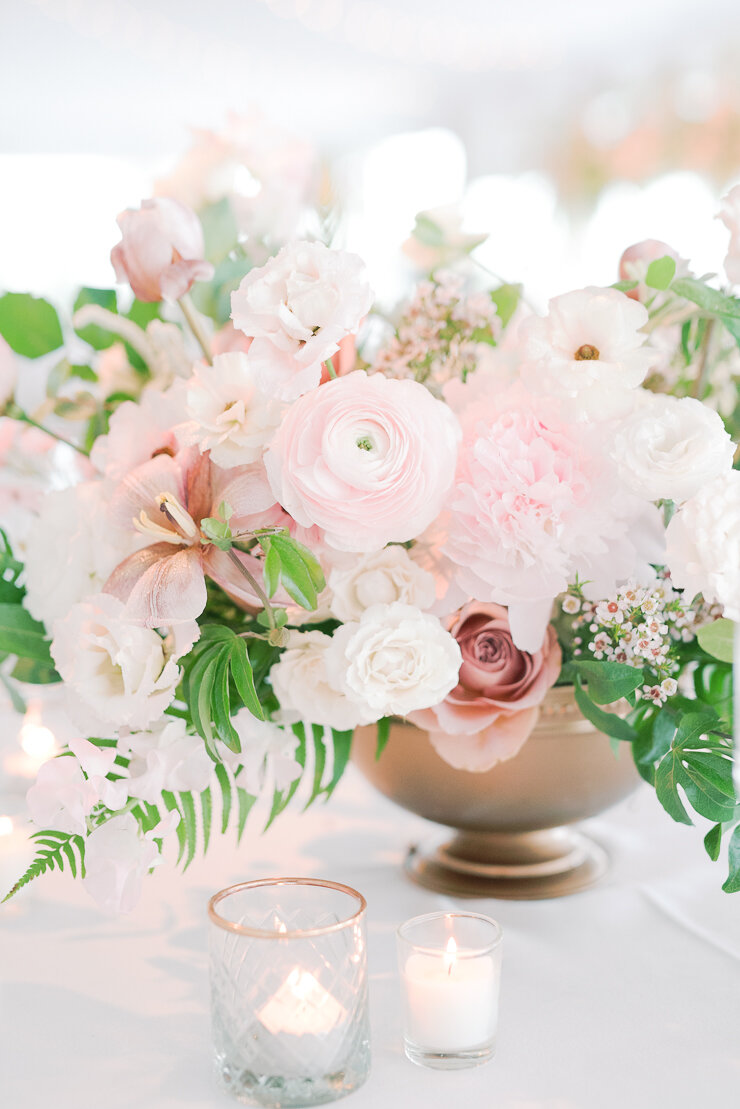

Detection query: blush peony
xmin=231 ymin=240 xmax=372 ymax=367
xmin=264 ymin=370 xmax=461 ymax=551
xmin=409 ymin=603 xmax=561 ymax=771
xmin=111 ymin=197 xmax=214 ymax=303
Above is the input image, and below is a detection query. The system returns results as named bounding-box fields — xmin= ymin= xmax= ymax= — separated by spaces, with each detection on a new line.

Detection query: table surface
xmin=1 ymin=765 xmax=739 ymax=1109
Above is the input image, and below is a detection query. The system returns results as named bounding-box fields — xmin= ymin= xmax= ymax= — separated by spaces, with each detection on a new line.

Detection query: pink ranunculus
xmin=110 ymin=197 xmax=214 ymax=303
xmin=618 ymin=239 xmax=682 ymax=301
xmin=264 ymin=370 xmax=461 ymax=552
xmin=409 ymin=602 xmax=562 ymax=772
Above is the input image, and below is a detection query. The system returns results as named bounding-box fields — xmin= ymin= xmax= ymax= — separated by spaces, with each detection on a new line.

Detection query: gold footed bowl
xmin=352 ymin=686 xmax=642 ymax=900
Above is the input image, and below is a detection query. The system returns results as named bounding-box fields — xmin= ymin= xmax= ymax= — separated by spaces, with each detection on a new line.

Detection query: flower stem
xmin=6 ymin=403 xmax=89 ymax=457
xmin=226 ymin=548 xmax=276 ymax=629
xmin=324 ymin=358 xmax=337 ymax=379
xmin=179 ymin=294 xmax=213 ymax=364
xmin=691 ymin=318 xmax=715 ymax=399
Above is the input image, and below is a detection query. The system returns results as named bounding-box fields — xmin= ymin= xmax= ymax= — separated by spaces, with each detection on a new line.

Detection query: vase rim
xmin=208 ymin=877 xmax=367 ymax=938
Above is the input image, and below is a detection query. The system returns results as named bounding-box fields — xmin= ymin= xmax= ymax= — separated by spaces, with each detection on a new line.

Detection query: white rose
xmin=717 ymin=185 xmax=740 ymax=286
xmin=82 ymin=811 xmax=178 ymax=914
xmin=231 ymin=241 xmax=373 ymax=368
xmin=122 ymin=718 xmax=214 ymax=802
xmin=50 ymin=594 xmax=192 ymax=735
xmin=269 ymin=630 xmax=371 ymax=731
xmin=325 ymin=602 xmax=462 ymax=718
xmin=328 ymin=546 xmax=436 ymax=622
xmin=24 ymin=481 xmax=142 ymax=628
xmin=0 ymin=335 xmax=17 ymax=411
xmin=521 ymin=286 xmax=655 ymax=419
xmin=612 ymin=393 xmax=734 ymax=504
xmin=666 ymin=471 xmax=740 ymax=619
xmin=228 ymin=710 xmax=302 ymax=792
xmin=183 ymin=351 xmax=283 ymax=467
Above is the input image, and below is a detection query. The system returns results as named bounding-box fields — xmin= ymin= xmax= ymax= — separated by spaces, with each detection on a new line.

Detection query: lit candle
xmin=257 ymin=967 xmax=347 ymax=1037
xmin=397 ymin=912 xmax=503 ymax=1067
xmin=4 ymin=702 xmax=58 ymax=780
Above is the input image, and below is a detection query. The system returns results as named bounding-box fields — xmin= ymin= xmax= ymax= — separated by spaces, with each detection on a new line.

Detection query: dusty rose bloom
xmin=409 ymin=602 xmax=561 ymax=771
xmin=111 ymin=198 xmax=213 ymax=303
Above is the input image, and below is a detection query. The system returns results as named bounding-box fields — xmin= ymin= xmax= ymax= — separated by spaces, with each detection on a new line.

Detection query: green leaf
xmin=179 ymin=791 xmax=198 ymax=870
xmin=611 ymin=279 xmax=638 ymax=293
xmin=161 ymin=791 xmax=186 ymax=865
xmin=573 ymin=660 xmax=644 ymax=704
xmin=322 ymin=729 xmax=353 ymax=801
xmin=672 ymin=276 xmax=740 ymax=319
xmin=212 ymin=655 xmax=241 ymax=752
xmin=271 ymin=535 xmax=321 ymax=610
xmin=73 ymin=287 xmax=118 ymax=350
xmin=645 ymin=256 xmax=676 ymax=290
xmin=2 ymin=831 xmax=85 ymax=902
xmin=266 ymin=723 xmax=306 ymax=827
xmin=229 ymin=638 xmax=264 ymax=720
xmin=574 ymin=678 xmax=637 ymax=742
xmin=215 ymin=763 xmax=232 ymax=835
xmin=704 ymin=823 xmax=723 ymax=862
xmin=236 ymin=786 xmax=257 ymax=843
xmin=655 ymin=751 xmax=693 ymax=825
xmin=305 ymin=725 xmax=327 ymax=808
xmin=697 ymin=619 xmax=735 ymax=664
xmin=490 ymin=283 xmax=522 ymax=328
xmin=375 ymin=717 xmax=391 ymax=760
xmin=722 ymin=826 xmax=740 ymax=893
xmin=263 ymin=544 xmax=280 ymax=598
xmin=0 ymin=292 xmax=64 ymax=357
xmin=127 ymin=299 xmax=161 ymax=329
xmin=11 ymin=657 xmax=60 ymax=685
xmin=0 ymin=603 xmax=55 ymax=666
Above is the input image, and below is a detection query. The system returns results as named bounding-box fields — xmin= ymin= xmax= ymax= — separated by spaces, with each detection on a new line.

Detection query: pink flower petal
xmin=428 ymin=706 xmax=540 ymax=771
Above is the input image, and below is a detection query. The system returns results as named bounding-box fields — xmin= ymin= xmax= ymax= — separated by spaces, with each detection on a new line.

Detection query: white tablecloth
xmin=1 ymin=768 xmax=738 ymax=1109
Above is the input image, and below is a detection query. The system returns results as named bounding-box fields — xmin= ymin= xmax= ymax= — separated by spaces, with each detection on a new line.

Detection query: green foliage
xmin=72 ymin=287 xmax=118 ymax=349
xmin=490 ymin=283 xmax=522 ymax=328
xmin=570 ymin=659 xmax=644 ymax=704
xmin=645 ymin=256 xmax=676 ymax=290
xmin=3 ymin=830 xmax=85 ymax=902
xmin=0 ymin=602 xmax=57 ymax=670
xmin=0 ymin=292 xmax=64 ymax=357
xmin=697 ymin=619 xmax=735 ymax=664
xmin=653 ymin=712 xmax=735 ymax=825
xmin=259 ymin=532 xmax=325 ymax=611
xmin=573 ymin=677 xmax=637 ymax=742
xmin=181 ymin=625 xmax=264 ymax=759
xmin=723 ymin=827 xmax=740 ymax=893
xmin=375 ymin=717 xmax=391 ymax=759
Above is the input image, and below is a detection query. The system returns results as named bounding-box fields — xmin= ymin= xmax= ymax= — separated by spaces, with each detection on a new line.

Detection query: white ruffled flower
xmin=666 ymin=471 xmax=740 ymax=619
xmin=121 ymin=718 xmax=213 ymax=802
xmin=23 ymin=481 xmax=142 ymax=629
xmin=228 ymin=711 xmax=302 ymax=793
xmin=717 ymin=185 xmax=740 ymax=286
xmin=82 ymin=811 xmax=179 ymax=914
xmin=521 ymin=286 xmax=655 ymax=419
xmin=50 ymin=594 xmax=195 ymax=735
xmin=231 ymin=241 xmax=373 ymax=368
xmin=183 ymin=352 xmax=282 ymax=467
xmin=325 ymin=602 xmax=462 ymax=719
xmin=26 ymin=739 xmax=127 ymax=836
xmin=328 ymin=546 xmax=436 ymax=622
xmin=269 ymin=630 xmax=371 ymax=731
xmin=612 ymin=393 xmax=734 ymax=504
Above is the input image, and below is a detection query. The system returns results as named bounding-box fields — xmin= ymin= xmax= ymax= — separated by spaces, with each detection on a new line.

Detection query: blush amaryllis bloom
xmin=104 ymin=448 xmax=278 ymax=626
xmin=409 ymin=603 xmax=561 ymax=771
xmin=231 ymin=240 xmax=372 ymax=371
xmin=264 ymin=370 xmax=461 ymax=551
xmin=520 ymin=286 xmax=655 ymax=419
xmin=111 ymin=197 xmax=214 ymax=302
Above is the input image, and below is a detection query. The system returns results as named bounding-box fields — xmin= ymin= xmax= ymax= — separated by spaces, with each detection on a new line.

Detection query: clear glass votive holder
xmin=396 ymin=911 xmax=503 ymax=1070
xmin=208 ymin=878 xmax=371 ymax=1108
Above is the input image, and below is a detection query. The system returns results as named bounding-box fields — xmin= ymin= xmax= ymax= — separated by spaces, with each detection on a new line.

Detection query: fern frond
xmin=2 ymin=830 xmax=86 ymax=902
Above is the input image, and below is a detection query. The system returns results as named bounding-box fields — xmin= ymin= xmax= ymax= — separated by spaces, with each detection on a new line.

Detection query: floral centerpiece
xmin=0 ymin=127 xmax=738 ymax=911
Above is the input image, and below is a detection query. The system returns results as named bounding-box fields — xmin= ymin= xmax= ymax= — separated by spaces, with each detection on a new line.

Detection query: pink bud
xmin=618 ymin=239 xmax=679 ymax=300
xmin=110 ymin=197 xmax=214 ymax=303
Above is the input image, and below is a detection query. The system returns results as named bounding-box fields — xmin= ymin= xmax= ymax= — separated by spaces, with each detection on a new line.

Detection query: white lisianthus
xmin=521 ymin=286 xmax=655 ymax=419
xmin=325 ymin=602 xmax=462 ymax=718
xmin=82 ymin=811 xmax=179 ymax=914
xmin=612 ymin=394 xmax=734 ymax=504
xmin=23 ymin=481 xmax=143 ymax=628
xmin=51 ymin=593 xmax=194 ymax=734
xmin=231 ymin=241 xmax=373 ymax=367
xmin=328 ymin=546 xmax=436 ymax=622
xmin=228 ymin=711 xmax=302 ymax=793
xmin=121 ymin=718 xmax=214 ymax=802
xmin=269 ymin=630 xmax=372 ymax=731
xmin=26 ymin=756 xmax=99 ymax=837
xmin=183 ymin=352 xmax=283 ymax=467
xmin=666 ymin=471 xmax=740 ymax=619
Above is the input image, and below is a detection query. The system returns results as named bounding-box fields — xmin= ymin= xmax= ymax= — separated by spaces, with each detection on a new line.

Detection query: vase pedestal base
xmin=404 ymin=827 xmax=609 ymax=900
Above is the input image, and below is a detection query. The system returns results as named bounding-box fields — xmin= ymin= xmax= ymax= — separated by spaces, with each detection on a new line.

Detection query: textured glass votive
xmin=396 ymin=911 xmax=502 ymax=1070
xmin=208 ymin=878 xmax=371 ymax=1107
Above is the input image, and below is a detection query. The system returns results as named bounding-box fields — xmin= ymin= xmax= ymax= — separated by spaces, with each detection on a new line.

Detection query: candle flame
xmin=274 ymin=915 xmax=288 ymax=934
xmin=444 ymin=936 xmax=457 ymax=975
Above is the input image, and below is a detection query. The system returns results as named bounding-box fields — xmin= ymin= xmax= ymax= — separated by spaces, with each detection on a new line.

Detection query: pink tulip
xmin=409 ymin=602 xmax=561 ymax=771
xmin=110 ymin=198 xmax=214 ymax=303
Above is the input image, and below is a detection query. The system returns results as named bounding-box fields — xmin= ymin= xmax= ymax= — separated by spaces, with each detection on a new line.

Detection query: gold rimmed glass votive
xmin=396 ymin=911 xmax=503 ymax=1069
xmin=208 ymin=878 xmax=371 ymax=1107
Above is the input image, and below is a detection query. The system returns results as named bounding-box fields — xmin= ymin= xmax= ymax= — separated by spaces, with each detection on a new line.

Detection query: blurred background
xmin=3 ymin=0 xmax=740 ymax=307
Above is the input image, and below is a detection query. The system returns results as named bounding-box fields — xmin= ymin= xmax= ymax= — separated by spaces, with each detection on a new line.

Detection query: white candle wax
xmin=257 ymin=968 xmax=347 ymax=1037
xmin=401 ymin=947 xmax=498 ymax=1051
